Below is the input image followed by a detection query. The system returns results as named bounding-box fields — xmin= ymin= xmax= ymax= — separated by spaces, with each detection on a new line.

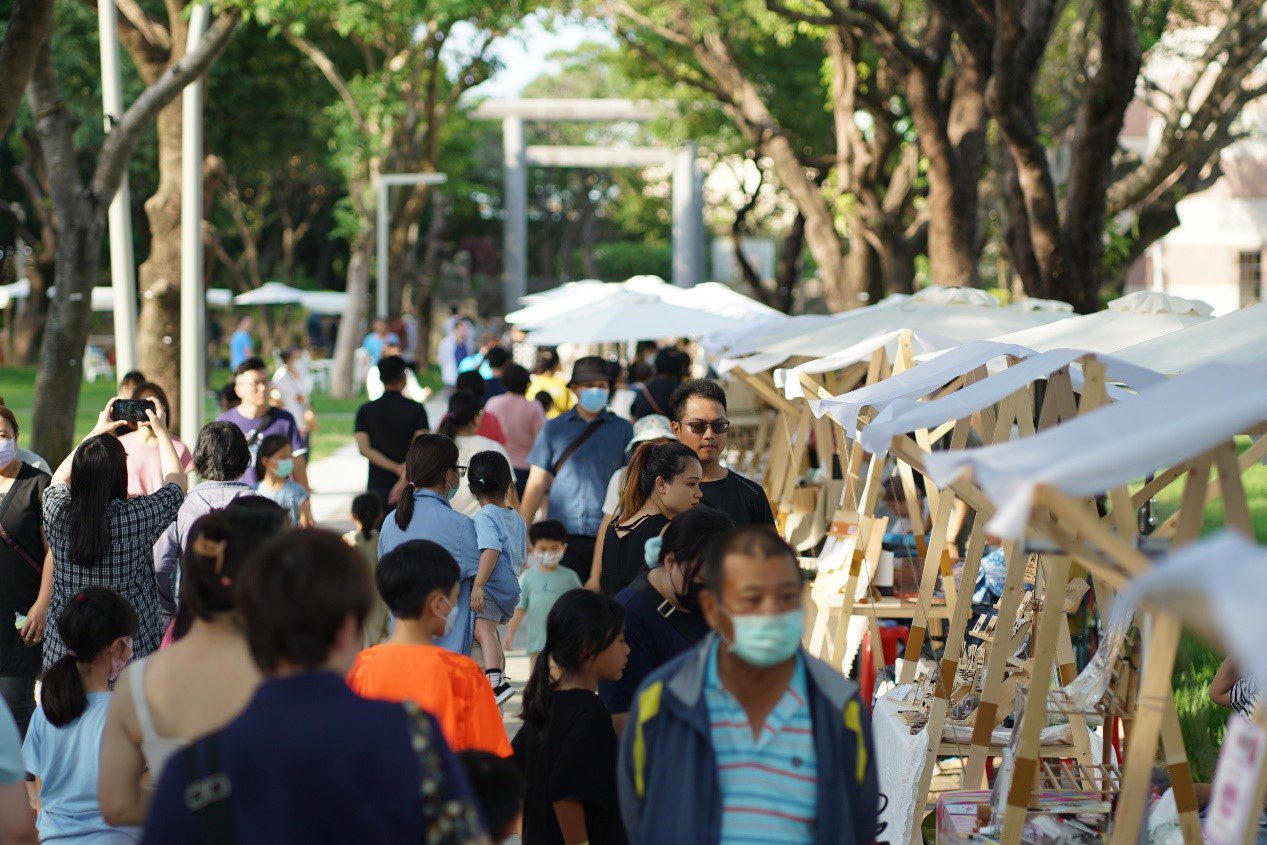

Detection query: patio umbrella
xmin=1115 ymin=299 xmax=1267 ymax=375
xmin=300 ymin=290 xmax=349 ymax=315
xmin=527 ymin=298 xmax=750 ymax=345
xmin=234 ymin=281 xmax=307 ymax=306
xmin=987 ymin=290 xmax=1212 ymax=355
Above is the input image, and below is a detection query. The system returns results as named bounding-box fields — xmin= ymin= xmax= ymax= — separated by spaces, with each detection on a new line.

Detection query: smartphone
xmin=111 ymin=399 xmax=156 ymax=422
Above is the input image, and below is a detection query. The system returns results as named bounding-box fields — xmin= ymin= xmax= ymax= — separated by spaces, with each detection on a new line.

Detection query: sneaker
xmin=492 ymin=679 xmax=514 ymax=706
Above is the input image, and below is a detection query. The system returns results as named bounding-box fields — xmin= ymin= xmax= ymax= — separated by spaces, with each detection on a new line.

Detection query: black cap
xmin=569 ymin=356 xmax=613 ymax=386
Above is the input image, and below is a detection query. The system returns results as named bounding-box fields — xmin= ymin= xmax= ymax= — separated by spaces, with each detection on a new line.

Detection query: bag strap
xmin=549 ymin=416 xmax=607 ymax=477
xmin=0 ymin=480 xmax=42 ymax=577
xmin=632 ymin=577 xmax=700 ymax=642
xmin=637 ymin=383 xmax=666 ymax=417
xmin=180 ymin=734 xmax=236 ymax=843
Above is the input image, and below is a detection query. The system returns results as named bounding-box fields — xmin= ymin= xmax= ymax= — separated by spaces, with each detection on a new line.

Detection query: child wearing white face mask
xmin=346 ymin=540 xmax=512 ymax=756
xmin=23 ymin=587 xmax=141 ymax=844
xmin=505 ymin=520 xmax=581 ymax=673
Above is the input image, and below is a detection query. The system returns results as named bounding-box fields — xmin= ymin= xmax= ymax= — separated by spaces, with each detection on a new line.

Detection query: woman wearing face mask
xmin=598 ymin=505 xmax=732 ymax=734
xmin=594 ymin=442 xmax=703 ymax=597
xmin=253 ymin=434 xmax=314 ymax=527
xmin=379 ymin=434 xmax=481 ymax=656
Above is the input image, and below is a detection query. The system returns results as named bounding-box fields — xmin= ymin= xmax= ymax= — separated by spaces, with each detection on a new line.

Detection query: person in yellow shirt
xmin=347 ymin=539 xmax=512 ymax=757
xmin=529 ymin=348 xmax=575 ymax=419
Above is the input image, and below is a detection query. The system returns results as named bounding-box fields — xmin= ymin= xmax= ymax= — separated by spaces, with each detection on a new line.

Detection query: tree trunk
xmin=0 ymin=0 xmax=54 ymax=141
xmin=11 ymin=254 xmax=51 ymax=364
xmin=773 ymin=211 xmax=806 ymax=313
xmin=331 ymin=204 xmax=373 ymax=398
xmin=135 ymin=99 xmax=184 ymax=413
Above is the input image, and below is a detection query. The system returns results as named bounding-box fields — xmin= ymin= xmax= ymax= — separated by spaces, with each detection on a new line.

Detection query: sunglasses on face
xmin=452 ymin=465 xmax=468 ymax=478
xmin=683 ymin=419 xmax=731 ymax=435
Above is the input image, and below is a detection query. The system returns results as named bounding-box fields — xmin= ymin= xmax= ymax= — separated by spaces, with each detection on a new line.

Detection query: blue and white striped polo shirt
xmin=703 ymin=640 xmax=817 ymax=844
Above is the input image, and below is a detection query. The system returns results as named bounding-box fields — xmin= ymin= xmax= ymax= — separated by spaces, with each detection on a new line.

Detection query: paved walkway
xmin=306 ymin=420 xmax=530 ymax=742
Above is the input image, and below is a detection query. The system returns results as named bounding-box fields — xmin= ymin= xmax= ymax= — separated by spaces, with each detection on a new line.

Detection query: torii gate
xmin=474 ymin=98 xmax=706 ymax=310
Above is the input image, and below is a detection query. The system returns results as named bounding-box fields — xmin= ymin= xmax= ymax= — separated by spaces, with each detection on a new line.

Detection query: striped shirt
xmin=704 ymin=640 xmax=817 ymax=844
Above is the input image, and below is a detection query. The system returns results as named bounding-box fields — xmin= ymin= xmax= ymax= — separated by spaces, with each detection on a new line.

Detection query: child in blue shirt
xmin=254 ymin=434 xmax=313 ymax=527
xmin=23 ymin=587 xmax=141 ymax=843
xmin=469 ymin=450 xmax=526 ymax=705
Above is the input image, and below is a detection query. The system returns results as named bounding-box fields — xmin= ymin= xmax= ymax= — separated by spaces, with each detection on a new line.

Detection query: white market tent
xmin=234 ymin=281 xmax=307 ymax=306
xmin=516 ymin=279 xmax=606 ymax=305
xmin=526 ymin=296 xmax=750 ymax=345
xmin=924 ymin=361 xmax=1267 ymax=537
xmin=750 ymin=286 xmax=1066 ymax=364
xmin=709 ymin=313 xmax=831 ymax=357
xmin=1006 ymin=297 xmax=1074 ymax=313
xmin=299 ymin=290 xmax=349 ymax=315
xmin=988 ymin=290 xmax=1213 ymax=355
xmin=1114 ymin=299 xmax=1267 ymax=375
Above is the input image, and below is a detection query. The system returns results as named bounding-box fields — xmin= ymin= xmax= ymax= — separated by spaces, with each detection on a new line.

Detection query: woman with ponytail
xmin=22 ymin=586 xmax=139 ymax=842
xmin=435 ymin=390 xmax=516 ymax=517
xmin=591 ymin=441 xmax=702 ymax=596
xmin=99 ymin=501 xmax=281 ymax=826
xmin=379 ymin=434 xmax=481 ymax=656
xmin=513 ymin=589 xmax=628 ymax=845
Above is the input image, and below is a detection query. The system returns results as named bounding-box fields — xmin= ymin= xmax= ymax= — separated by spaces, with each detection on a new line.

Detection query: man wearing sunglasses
xmin=668 ymin=380 xmax=774 ymax=528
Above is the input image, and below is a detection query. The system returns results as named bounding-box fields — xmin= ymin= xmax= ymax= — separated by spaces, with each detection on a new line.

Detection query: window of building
xmin=1239 ymin=251 xmax=1262 ymax=307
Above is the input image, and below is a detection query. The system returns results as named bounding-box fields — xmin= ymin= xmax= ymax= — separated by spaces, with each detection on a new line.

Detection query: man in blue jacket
xmin=618 ymin=525 xmax=879 ymax=844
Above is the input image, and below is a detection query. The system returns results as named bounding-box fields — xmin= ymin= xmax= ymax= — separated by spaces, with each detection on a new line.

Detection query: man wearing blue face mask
xmin=520 ymin=356 xmax=634 ymax=583
xmin=619 ymin=526 xmax=879 ymax=845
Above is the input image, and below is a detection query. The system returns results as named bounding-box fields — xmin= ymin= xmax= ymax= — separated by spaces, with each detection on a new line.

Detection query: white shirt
xmin=366 ymin=366 xmax=430 ymax=403
xmin=271 ymin=366 xmax=313 ymax=435
xmin=452 ymin=435 xmax=511 ymax=517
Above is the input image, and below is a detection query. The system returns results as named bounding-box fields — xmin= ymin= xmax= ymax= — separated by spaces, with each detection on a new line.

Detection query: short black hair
xmin=529 ymin=519 xmax=568 ymax=545
xmin=460 ymin=750 xmax=525 ymax=841
xmin=702 ymin=525 xmax=798 ymax=595
xmin=233 ymin=357 xmax=267 ymax=377
xmin=378 ymin=355 xmax=409 ymax=387
xmin=655 ymin=348 xmax=690 ymax=379
xmin=485 ymin=346 xmax=511 ymax=369
xmin=468 ymin=450 xmax=512 ymax=500
xmin=193 ymin=421 xmax=251 ymax=480
xmin=119 ymin=370 xmax=146 ymax=387
xmin=375 ymin=540 xmax=460 ymax=619
xmin=455 ymin=370 xmax=485 ymax=397
xmin=669 ymin=378 xmax=728 ymax=422
xmin=502 ymin=363 xmax=530 ymax=395
xmin=219 ymin=382 xmax=240 ymax=410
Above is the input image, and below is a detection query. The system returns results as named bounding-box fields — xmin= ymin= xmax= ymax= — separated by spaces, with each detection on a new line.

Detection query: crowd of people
xmin=0 ymin=326 xmax=882 ymax=844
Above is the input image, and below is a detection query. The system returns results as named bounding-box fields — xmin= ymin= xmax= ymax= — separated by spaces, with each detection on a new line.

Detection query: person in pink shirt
xmin=118 ymin=383 xmax=193 ymax=497
xmin=484 ymin=364 xmax=545 ymax=497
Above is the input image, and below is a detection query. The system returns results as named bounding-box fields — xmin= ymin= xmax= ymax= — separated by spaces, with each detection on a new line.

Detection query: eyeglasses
xmin=683 ymin=419 xmax=731 ymax=435
xmin=452 ymin=465 xmax=468 ymax=478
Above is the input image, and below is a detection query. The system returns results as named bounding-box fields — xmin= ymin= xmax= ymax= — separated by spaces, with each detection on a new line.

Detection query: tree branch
xmin=0 ymin=0 xmax=55 ymax=140
xmin=285 ymin=29 xmax=366 ymax=134
xmin=91 ymin=10 xmax=239 ymax=203
xmin=607 ymin=0 xmax=695 ymax=47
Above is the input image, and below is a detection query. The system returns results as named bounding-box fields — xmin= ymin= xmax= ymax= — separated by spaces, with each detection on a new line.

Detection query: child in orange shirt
xmin=347 ymin=539 xmax=512 ymax=756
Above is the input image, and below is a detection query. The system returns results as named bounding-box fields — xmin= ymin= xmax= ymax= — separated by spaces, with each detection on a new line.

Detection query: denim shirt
xmin=380 ymin=489 xmax=481 ymax=654
xmin=527 ymin=409 xmax=633 ymax=536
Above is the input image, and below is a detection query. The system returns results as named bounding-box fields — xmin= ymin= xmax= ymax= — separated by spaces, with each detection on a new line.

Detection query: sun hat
xmin=569 ymin=355 xmax=614 ymax=386
xmin=627 ymin=414 xmax=677 ymax=456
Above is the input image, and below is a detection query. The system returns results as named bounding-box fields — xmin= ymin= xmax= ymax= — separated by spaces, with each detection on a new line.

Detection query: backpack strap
xmin=631 ymin=577 xmax=700 ymax=642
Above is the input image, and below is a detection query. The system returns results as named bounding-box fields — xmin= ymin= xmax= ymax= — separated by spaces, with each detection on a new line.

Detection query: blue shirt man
xmin=361 ymin=319 xmax=401 ymax=364
xmin=228 ymin=317 xmax=254 ymax=369
xmin=520 ymin=356 xmax=632 ymax=583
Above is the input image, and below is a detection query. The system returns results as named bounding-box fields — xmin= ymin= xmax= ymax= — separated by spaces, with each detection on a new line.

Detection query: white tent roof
xmin=859 ymin=349 xmax=1165 ymax=456
xmin=924 ymin=362 xmax=1267 ymax=536
xmin=517 ymin=279 xmax=606 ymax=305
xmin=234 ymin=282 xmax=307 ymax=306
xmin=1007 ymin=297 xmax=1074 ymax=313
xmin=512 ymin=276 xmax=780 ymax=330
xmin=299 ymin=290 xmax=349 ymax=315
xmin=987 ymin=291 xmax=1213 ymax=355
xmin=526 ymin=298 xmax=750 ymax=345
xmin=753 ymin=286 xmax=1065 ymax=361
xmin=778 ymin=329 xmax=960 ymax=398
xmin=1114 ymin=301 xmax=1267 ymax=375
xmin=711 ymin=313 xmax=834 ymax=359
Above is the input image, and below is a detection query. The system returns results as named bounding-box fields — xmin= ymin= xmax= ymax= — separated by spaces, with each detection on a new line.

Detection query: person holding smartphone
xmin=40 ymin=399 xmax=187 ymax=670
xmin=117 ymin=383 xmax=194 ymax=497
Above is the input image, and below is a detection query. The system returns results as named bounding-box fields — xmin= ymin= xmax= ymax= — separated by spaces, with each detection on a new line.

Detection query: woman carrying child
xmin=513 ymin=589 xmax=629 ymax=845
xmin=468 ymin=451 xmax=526 ymax=705
xmin=23 ymin=587 xmax=140 ymax=843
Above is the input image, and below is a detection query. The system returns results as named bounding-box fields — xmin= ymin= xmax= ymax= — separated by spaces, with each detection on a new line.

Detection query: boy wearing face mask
xmin=619 ymin=525 xmax=879 ymax=845
xmin=504 ymin=521 xmax=580 ymax=673
xmin=520 ymin=357 xmax=634 ymax=584
xmin=347 ymin=540 xmax=512 ymax=756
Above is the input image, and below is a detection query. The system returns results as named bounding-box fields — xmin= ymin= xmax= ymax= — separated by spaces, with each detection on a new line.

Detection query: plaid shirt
xmin=42 ymin=483 xmax=183 ymax=669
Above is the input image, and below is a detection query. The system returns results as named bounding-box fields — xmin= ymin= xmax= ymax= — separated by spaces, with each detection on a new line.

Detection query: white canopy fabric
xmin=234 ymin=282 xmax=307 ymax=306
xmin=299 ymin=290 xmax=349 ymax=315
xmin=859 ymin=349 xmax=1165 ymax=456
xmin=511 ymin=277 xmax=780 ymax=330
xmin=778 ymin=329 xmax=960 ymax=399
xmin=714 ymin=314 xmax=837 ymax=359
xmin=1114 ymin=301 xmax=1267 ymax=375
xmin=526 ymin=298 xmax=750 ymax=345
xmin=670 ymin=281 xmax=783 ymax=322
xmin=206 ymin=289 xmax=233 ymax=309
xmin=1007 ymin=297 xmax=1074 ymax=313
xmin=1121 ymin=532 xmax=1267 ymax=689
xmin=809 ymin=340 xmax=1038 ymax=436
xmin=753 ymin=286 xmax=1064 ymax=360
xmin=516 ymin=279 xmax=605 ymax=305
xmin=988 ymin=291 xmax=1212 ymax=355
xmin=702 ymin=313 xmax=789 ymax=354
xmin=924 ymin=362 xmax=1267 ymax=536
xmin=0 ymin=279 xmax=30 ymax=300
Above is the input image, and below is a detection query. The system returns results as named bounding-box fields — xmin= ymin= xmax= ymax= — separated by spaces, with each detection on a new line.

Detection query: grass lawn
xmin=0 ymin=364 xmax=442 ymax=464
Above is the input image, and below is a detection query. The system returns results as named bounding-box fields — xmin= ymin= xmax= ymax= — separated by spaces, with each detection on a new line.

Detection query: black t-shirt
xmin=599 ymin=572 xmax=709 ymax=714
xmin=0 ymin=463 xmax=49 ymax=678
xmin=517 ymin=689 xmax=627 ymax=845
xmin=354 ymin=391 xmax=430 ymax=490
xmin=600 ymin=513 xmax=669 ymax=596
xmin=630 ymin=377 xmax=679 ymax=420
xmin=700 ymin=469 xmax=774 ymax=527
